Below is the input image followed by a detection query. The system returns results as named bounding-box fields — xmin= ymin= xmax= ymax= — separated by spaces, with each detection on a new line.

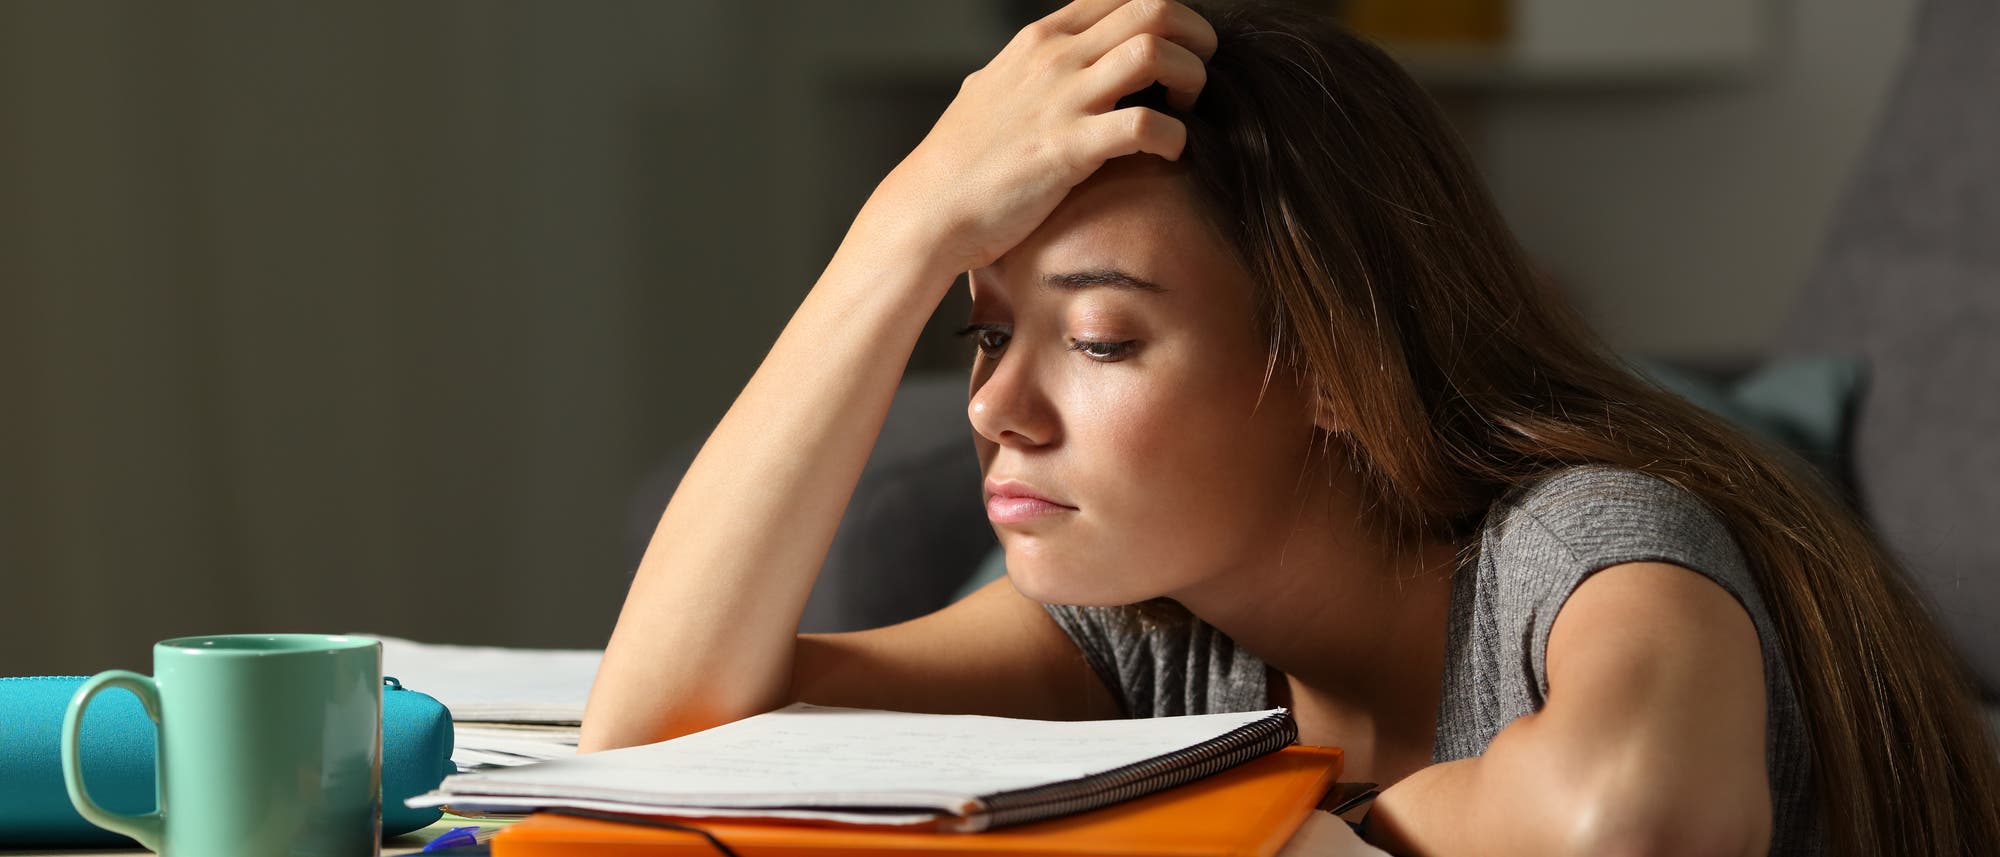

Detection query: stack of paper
xmin=368 ymin=634 xmax=603 ymax=771
xmin=447 ymin=723 xmax=584 ymax=769
xmin=409 ymin=702 xmax=1298 ymax=832
xmin=479 ymin=746 xmax=1349 ymax=856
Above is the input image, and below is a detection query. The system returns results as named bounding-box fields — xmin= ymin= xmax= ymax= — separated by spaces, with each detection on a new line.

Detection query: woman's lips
xmin=983 ymin=478 xmax=1076 ymax=525
xmin=986 ymin=494 xmax=1076 ymax=524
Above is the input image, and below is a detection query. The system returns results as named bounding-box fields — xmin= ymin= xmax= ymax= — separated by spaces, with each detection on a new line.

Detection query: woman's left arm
xmin=1362 ymin=561 xmax=1774 ymax=857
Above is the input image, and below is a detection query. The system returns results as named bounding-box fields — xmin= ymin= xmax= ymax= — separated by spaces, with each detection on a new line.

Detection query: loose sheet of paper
xmin=367 ymin=633 xmax=602 ymax=723
xmin=449 ymin=724 xmax=581 ymax=771
xmin=412 ymin=703 xmax=1287 ymax=816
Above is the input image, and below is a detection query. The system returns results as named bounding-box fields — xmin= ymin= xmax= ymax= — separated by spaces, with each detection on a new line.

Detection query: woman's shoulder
xmin=1488 ymin=463 xmax=1712 ymax=521
xmin=1479 ymin=463 xmax=1743 ymax=578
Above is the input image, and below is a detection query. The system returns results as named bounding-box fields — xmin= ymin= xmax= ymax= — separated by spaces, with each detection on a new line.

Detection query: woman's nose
xmin=968 ymin=355 xmax=1057 ymax=448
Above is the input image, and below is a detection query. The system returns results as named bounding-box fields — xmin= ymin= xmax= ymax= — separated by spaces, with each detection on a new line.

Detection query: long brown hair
xmin=1131 ymin=1 xmax=2000 ymax=853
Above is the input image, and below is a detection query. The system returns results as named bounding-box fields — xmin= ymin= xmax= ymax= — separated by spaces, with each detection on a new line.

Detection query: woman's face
xmin=967 ymin=155 xmax=1330 ymax=606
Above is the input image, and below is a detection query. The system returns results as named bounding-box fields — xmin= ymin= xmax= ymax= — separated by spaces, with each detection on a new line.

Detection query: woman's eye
xmin=1069 ymin=339 xmax=1137 ymax=362
xmin=955 ymin=324 xmax=1011 ymax=357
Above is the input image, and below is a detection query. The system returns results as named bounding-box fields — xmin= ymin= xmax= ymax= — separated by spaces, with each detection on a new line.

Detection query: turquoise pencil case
xmin=0 ymin=674 xmax=455 ymax=848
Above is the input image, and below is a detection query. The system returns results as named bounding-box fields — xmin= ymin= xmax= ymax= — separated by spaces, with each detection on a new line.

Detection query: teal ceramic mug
xmin=60 ymin=634 xmax=384 ymax=857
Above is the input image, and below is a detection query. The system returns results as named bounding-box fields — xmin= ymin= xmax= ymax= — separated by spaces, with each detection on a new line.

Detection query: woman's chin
xmin=1005 ymin=571 xmax=1069 ymax=605
xmin=1005 ymin=562 xmax=1154 ymax=608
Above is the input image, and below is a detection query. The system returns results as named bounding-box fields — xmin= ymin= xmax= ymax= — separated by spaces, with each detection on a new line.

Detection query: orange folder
xmin=492 ymin=745 xmax=1342 ymax=857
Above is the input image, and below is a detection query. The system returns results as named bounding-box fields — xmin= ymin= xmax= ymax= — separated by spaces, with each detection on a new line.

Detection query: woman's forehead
xmin=973 ymin=157 xmax=1242 ymax=303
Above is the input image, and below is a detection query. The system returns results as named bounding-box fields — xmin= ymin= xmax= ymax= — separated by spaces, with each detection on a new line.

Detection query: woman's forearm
xmin=1363 ymin=719 xmax=1743 ymax=857
xmin=580 ymin=209 xmax=960 ymax=752
xmin=1362 ymin=707 xmax=1604 ymax=856
xmin=1363 ymin=756 xmax=1572 ymax=856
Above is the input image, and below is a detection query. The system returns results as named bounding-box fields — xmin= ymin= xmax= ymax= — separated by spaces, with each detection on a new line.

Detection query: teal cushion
xmin=0 ymin=674 xmax=453 ymax=847
xmin=1627 ymin=356 xmax=1865 ymax=485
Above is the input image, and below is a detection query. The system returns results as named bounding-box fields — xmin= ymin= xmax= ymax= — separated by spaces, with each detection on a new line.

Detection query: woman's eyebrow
xmin=1042 ymin=269 xmax=1168 ymax=294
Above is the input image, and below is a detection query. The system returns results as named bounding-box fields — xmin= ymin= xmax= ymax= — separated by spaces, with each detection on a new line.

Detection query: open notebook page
xmin=411 ymin=703 xmax=1289 ymax=822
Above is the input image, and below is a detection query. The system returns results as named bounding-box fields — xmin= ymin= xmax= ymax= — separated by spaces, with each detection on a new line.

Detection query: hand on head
xmin=858 ymin=0 xmax=1218 ymax=277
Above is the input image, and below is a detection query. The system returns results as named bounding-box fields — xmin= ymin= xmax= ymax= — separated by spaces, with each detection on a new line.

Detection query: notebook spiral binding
xmin=963 ymin=710 xmax=1299 ymax=832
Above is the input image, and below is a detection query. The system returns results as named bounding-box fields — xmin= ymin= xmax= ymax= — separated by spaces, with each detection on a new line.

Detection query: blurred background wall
xmin=0 ymin=0 xmax=1915 ymax=674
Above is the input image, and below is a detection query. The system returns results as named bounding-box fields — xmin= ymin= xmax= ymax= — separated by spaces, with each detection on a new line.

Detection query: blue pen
xmin=421 ymin=825 xmax=500 ymax=853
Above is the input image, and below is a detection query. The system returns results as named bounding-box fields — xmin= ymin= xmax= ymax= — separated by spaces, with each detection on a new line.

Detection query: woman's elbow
xmin=579 ymin=699 xmax=746 ymax=753
xmin=580 ymin=677 xmax=783 ymax=753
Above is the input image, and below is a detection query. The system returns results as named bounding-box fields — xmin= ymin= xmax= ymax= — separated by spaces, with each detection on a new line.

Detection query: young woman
xmin=579 ymin=1 xmax=2000 ymax=854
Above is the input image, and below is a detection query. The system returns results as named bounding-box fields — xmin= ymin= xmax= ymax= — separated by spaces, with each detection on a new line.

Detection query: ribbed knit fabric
xmin=1044 ymin=464 xmax=1821 ymax=854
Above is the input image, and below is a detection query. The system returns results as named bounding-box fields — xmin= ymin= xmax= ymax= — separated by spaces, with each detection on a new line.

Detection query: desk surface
xmin=0 ymin=817 xmax=512 ymax=857
xmin=1 ymin=813 xmax=1392 ymax=857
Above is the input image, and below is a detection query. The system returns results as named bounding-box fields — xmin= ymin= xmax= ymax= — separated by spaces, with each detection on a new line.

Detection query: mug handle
xmin=61 ymin=670 xmax=166 ymax=852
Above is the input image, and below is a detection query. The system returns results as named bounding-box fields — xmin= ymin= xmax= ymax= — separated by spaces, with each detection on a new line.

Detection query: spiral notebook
xmin=408 ymin=702 xmax=1298 ymax=832
xmin=487 ymin=746 xmax=1346 ymax=857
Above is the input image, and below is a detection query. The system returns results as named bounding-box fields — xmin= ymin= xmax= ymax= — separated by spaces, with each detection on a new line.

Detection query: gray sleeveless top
xmin=1043 ymin=464 xmax=1822 ymax=854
